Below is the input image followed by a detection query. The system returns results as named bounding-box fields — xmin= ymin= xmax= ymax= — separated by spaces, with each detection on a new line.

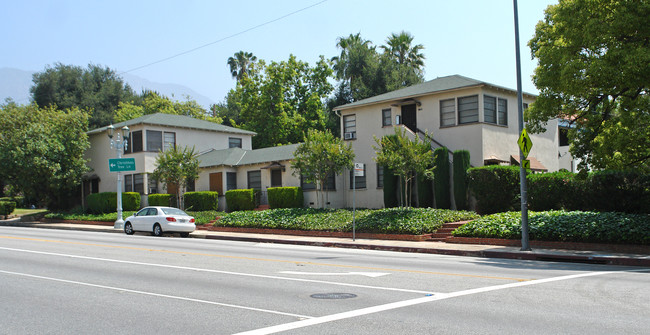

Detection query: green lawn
xmin=13 ymin=208 xmax=49 ymax=216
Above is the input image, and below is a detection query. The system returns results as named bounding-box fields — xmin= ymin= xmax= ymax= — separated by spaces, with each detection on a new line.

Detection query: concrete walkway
xmin=2 ymin=219 xmax=649 ymax=267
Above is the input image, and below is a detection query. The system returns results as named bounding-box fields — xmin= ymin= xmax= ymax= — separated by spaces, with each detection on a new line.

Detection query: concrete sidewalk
xmin=2 ymin=219 xmax=649 ymax=267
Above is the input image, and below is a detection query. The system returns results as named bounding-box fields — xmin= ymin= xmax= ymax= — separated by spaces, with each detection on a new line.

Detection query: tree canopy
xmin=227 ymin=51 xmax=258 ymax=82
xmin=0 ymin=101 xmax=90 ymax=209
xmin=151 ymin=145 xmax=199 ymax=210
xmin=30 ymin=63 xmax=138 ymax=129
xmin=114 ymin=91 xmax=220 ymax=123
xmin=237 ymin=55 xmax=334 ymax=148
xmin=527 ymin=0 xmax=650 ymax=171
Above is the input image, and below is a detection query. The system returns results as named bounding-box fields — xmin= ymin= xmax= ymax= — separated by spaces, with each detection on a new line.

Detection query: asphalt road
xmin=0 ymin=226 xmax=648 ymax=334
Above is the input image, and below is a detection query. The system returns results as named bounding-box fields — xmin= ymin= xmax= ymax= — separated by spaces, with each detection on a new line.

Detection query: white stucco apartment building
xmin=333 ymin=74 xmax=575 ymax=209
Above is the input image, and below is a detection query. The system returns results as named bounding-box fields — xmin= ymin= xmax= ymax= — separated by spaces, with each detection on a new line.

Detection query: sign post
xmin=352 ymin=163 xmax=364 ymax=241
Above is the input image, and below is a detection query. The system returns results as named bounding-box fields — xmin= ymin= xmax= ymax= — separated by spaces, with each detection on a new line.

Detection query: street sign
xmin=354 ymin=163 xmax=364 ymax=177
xmin=522 ymin=159 xmax=531 ymax=169
xmin=109 ymin=158 xmax=136 ymax=172
xmin=517 ymin=129 xmax=533 ymax=158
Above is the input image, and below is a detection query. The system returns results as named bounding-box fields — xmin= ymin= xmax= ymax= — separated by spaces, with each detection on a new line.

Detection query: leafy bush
xmin=0 ymin=196 xmax=26 ymax=208
xmin=184 ymin=191 xmax=219 ymax=211
xmin=433 ymin=147 xmax=450 ymax=209
xmin=452 ymin=150 xmax=471 ymax=210
xmin=417 ymin=174 xmax=434 ymax=208
xmin=45 ymin=211 xmax=137 ymax=222
xmin=468 ymin=166 xmax=521 ymax=214
xmin=225 ymin=189 xmax=256 ymax=212
xmin=87 ymin=192 xmax=140 ymax=213
xmin=0 ymin=201 xmax=16 ymax=216
xmin=527 ymin=171 xmax=576 ymax=211
xmin=148 ymin=194 xmax=172 ymax=207
xmin=267 ymin=187 xmax=303 ymax=209
xmin=185 ymin=210 xmax=227 ymax=225
xmin=216 ymin=207 xmax=479 ymax=235
xmin=452 ymin=210 xmax=650 ymax=245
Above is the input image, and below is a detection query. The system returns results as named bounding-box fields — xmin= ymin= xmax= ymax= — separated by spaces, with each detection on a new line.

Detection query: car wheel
xmin=152 ymin=223 xmax=163 ymax=237
xmin=180 ymin=232 xmax=190 ymax=238
xmin=124 ymin=222 xmax=135 ymax=235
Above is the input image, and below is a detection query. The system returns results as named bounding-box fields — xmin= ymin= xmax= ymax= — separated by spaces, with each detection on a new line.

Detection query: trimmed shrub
xmin=122 ymin=192 xmax=140 ymax=211
xmin=584 ymin=170 xmax=649 ymax=213
xmin=87 ymin=192 xmax=140 ymax=213
xmin=527 ymin=171 xmax=576 ymax=211
xmin=225 ymin=189 xmax=256 ymax=212
xmin=383 ymin=166 xmax=399 ymax=208
xmin=184 ymin=191 xmax=219 ymax=211
xmin=416 ymin=173 xmax=433 ymax=208
xmin=453 ymin=150 xmax=471 ymax=210
xmin=268 ymin=187 xmax=303 ymax=209
xmin=468 ymin=165 xmax=522 ymax=214
xmin=0 ymin=196 xmax=26 ymax=208
xmin=433 ymin=147 xmax=450 ymax=209
xmin=0 ymin=201 xmax=16 ymax=216
xmin=148 ymin=194 xmax=172 ymax=207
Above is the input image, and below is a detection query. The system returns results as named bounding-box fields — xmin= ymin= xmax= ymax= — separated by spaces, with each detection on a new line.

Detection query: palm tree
xmin=381 ymin=31 xmax=425 ymax=74
xmin=227 ymin=51 xmax=257 ymax=82
xmin=331 ymin=33 xmax=373 ymax=82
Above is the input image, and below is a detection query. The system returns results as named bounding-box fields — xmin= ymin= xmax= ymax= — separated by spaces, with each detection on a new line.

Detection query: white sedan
xmin=124 ymin=206 xmax=195 ymax=237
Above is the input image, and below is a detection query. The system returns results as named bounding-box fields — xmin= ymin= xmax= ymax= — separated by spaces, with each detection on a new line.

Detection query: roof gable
xmin=198 ymin=143 xmax=300 ymax=168
xmin=334 ymin=74 xmax=536 ymax=110
xmin=88 ymin=113 xmax=256 ymax=136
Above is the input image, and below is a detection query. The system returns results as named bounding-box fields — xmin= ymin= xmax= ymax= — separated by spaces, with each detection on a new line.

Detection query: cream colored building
xmin=334 ymin=75 xmax=575 ymax=209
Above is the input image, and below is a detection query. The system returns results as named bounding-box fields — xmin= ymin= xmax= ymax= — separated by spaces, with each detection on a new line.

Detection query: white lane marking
xmin=279 ymin=271 xmax=390 ymax=278
xmin=234 ymin=270 xmax=635 ymax=335
xmin=0 ymin=246 xmax=437 ymax=295
xmin=0 ymin=269 xmax=312 ymax=319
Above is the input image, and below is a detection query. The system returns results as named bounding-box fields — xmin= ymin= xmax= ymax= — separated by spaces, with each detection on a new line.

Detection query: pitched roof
xmin=334 ymin=74 xmax=536 ymax=110
xmin=198 ymin=143 xmax=300 ymax=168
xmin=87 ymin=113 xmax=256 ymax=136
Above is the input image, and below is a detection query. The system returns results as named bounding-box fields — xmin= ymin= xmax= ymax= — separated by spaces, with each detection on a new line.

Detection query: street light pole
xmin=107 ymin=125 xmax=130 ymax=230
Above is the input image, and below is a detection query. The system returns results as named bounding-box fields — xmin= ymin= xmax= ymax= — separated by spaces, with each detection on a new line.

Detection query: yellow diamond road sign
xmin=518 ymin=129 xmax=533 ymax=158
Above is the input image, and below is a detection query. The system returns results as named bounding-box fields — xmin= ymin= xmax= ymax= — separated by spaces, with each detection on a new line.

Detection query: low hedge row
xmin=87 ymin=192 xmax=140 ymax=214
xmin=216 ymin=207 xmax=480 ymax=235
xmin=0 ymin=196 xmax=26 ymax=208
xmin=0 ymin=201 xmax=16 ymax=216
xmin=184 ymin=191 xmax=219 ymax=211
xmin=468 ymin=167 xmax=650 ymax=214
xmin=225 ymin=189 xmax=256 ymax=211
xmin=452 ymin=211 xmax=650 ymax=245
xmin=267 ymin=187 xmax=303 ymax=209
xmin=148 ymin=194 xmax=173 ymax=207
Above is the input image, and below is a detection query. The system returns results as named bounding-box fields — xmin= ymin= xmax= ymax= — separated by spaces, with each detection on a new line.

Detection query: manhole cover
xmin=310 ymin=293 xmax=357 ymax=299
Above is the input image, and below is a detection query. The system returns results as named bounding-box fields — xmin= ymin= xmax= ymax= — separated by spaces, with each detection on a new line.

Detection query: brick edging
xmin=197 ymin=226 xmax=432 ymax=241
xmin=446 ymin=236 xmax=650 ymax=254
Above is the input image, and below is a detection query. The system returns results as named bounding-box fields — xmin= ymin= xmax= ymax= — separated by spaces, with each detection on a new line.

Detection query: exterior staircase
xmin=430 ymin=222 xmax=466 ymax=242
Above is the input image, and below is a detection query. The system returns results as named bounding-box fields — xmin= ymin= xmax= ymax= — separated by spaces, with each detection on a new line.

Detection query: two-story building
xmin=334 ymin=74 xmax=574 ymax=209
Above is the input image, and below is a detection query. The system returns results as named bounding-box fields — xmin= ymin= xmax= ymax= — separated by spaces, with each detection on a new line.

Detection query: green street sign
xmin=522 ymin=159 xmax=531 ymax=169
xmin=109 ymin=158 xmax=136 ymax=172
xmin=517 ymin=129 xmax=533 ymax=158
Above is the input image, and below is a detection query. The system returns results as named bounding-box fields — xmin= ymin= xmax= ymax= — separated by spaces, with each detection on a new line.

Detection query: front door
xmin=401 ymin=104 xmax=417 ymax=132
xmin=210 ymin=172 xmax=223 ymax=195
xmin=271 ymin=169 xmax=282 ymax=187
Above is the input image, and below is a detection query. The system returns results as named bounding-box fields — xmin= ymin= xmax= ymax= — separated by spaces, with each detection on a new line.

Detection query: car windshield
xmin=161 ymin=208 xmax=188 ymax=216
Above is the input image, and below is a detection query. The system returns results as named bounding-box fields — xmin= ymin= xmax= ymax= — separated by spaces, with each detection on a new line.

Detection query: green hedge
xmin=184 ymin=191 xmax=219 ymax=211
xmin=417 ymin=173 xmax=433 ymax=208
xmin=383 ymin=166 xmax=399 ymax=208
xmin=452 ymin=211 xmax=650 ymax=245
xmin=453 ymin=150 xmax=471 ymax=210
xmin=148 ymin=194 xmax=172 ymax=207
xmin=472 ymin=168 xmax=649 ymax=214
xmin=87 ymin=192 xmax=141 ymax=213
xmin=0 ymin=201 xmax=16 ymax=216
xmin=0 ymin=196 xmax=26 ymax=208
xmin=267 ymin=187 xmax=303 ymax=209
xmin=468 ymin=166 xmax=521 ymax=214
xmin=433 ymin=147 xmax=450 ymax=209
xmin=225 ymin=189 xmax=256 ymax=212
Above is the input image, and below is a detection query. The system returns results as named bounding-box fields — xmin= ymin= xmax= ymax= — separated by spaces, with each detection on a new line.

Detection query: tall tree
xmin=381 ymin=31 xmax=425 ymax=72
xmin=227 ymin=51 xmax=258 ymax=82
xmin=114 ymin=91 xmax=219 ymax=123
xmin=527 ymin=0 xmax=650 ymax=171
xmin=151 ymin=145 xmax=199 ymax=210
xmin=373 ymin=128 xmax=434 ymax=207
xmin=238 ymin=55 xmax=334 ymax=148
xmin=30 ymin=63 xmax=137 ymax=129
xmin=291 ymin=129 xmax=354 ymax=208
xmin=0 ymin=102 xmax=90 ymax=209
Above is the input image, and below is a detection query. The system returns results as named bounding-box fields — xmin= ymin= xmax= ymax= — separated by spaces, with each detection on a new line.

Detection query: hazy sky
xmin=1 ymin=0 xmax=557 ymax=105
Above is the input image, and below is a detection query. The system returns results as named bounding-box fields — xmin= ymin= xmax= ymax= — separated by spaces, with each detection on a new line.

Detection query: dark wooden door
xmin=401 ymin=104 xmax=417 ymax=132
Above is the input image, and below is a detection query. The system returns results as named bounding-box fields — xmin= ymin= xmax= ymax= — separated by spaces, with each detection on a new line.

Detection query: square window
xmin=498 ymin=98 xmax=508 ymax=126
xmin=349 ymin=164 xmax=366 ymax=189
xmin=229 ymin=137 xmax=242 ymax=148
xmin=146 ymin=130 xmax=162 ymax=152
xmin=124 ymin=174 xmax=133 ymax=192
xmin=226 ymin=172 xmax=237 ymax=190
xmin=377 ymin=164 xmax=384 ymax=188
xmin=458 ymin=95 xmax=479 ymax=124
xmin=247 ymin=171 xmax=261 ymax=190
xmin=164 ymin=132 xmax=175 ymax=151
xmin=343 ymin=114 xmax=356 ymax=139
xmin=134 ymin=174 xmax=144 ymax=194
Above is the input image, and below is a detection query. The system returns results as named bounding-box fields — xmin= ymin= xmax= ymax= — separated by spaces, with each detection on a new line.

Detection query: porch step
xmin=429 ymin=221 xmax=469 ymax=241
